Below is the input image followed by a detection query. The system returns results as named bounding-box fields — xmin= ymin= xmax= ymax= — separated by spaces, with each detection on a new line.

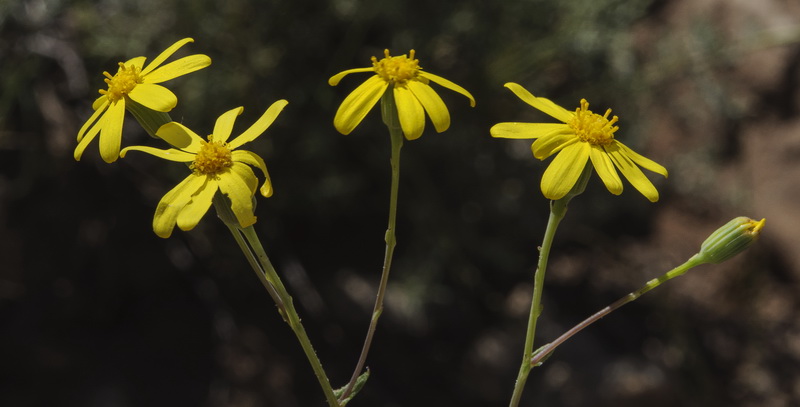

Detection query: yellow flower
xmin=490 ymin=83 xmax=668 ymax=202
xmin=329 ymin=49 xmax=475 ymax=140
xmin=75 ymin=38 xmax=211 ymax=163
xmin=120 ymin=100 xmax=288 ymax=238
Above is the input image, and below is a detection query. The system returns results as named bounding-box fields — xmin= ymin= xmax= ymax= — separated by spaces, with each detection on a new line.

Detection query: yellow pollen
xmin=568 ymin=99 xmax=619 ymax=146
xmin=98 ymin=62 xmax=143 ymax=103
xmin=191 ymin=136 xmax=233 ymax=175
xmin=372 ymin=49 xmax=421 ymax=84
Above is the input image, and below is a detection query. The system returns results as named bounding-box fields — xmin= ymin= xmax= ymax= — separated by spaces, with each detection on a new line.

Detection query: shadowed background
xmin=2 ymin=0 xmax=799 ymax=406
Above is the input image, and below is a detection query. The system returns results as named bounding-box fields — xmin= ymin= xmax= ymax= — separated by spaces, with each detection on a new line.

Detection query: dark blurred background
xmin=2 ymin=0 xmax=799 ymax=406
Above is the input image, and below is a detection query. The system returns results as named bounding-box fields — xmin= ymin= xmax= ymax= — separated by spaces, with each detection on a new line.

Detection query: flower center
xmin=372 ymin=49 xmax=421 ymax=85
xmin=191 ymin=136 xmax=233 ymax=175
xmin=568 ymin=99 xmax=619 ymax=146
xmin=98 ymin=62 xmax=143 ymax=103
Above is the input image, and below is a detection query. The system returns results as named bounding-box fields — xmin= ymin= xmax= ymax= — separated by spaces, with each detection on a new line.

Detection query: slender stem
xmin=508 ymin=199 xmax=568 ymax=407
xmin=529 ymin=254 xmax=706 ymax=367
xmin=339 ymin=89 xmax=403 ymax=402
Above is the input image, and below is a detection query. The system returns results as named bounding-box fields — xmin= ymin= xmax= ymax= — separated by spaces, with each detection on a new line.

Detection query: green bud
xmin=696 ymin=217 xmax=765 ymax=264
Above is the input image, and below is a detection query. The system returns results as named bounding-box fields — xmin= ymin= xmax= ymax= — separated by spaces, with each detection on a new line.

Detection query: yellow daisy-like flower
xmin=329 ymin=49 xmax=476 ymax=140
xmin=490 ymin=83 xmax=668 ymax=202
xmin=75 ymin=38 xmax=211 ymax=163
xmin=120 ymin=100 xmax=288 ymax=238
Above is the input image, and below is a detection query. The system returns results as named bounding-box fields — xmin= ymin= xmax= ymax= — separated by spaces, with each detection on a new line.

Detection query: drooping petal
xmin=589 ymin=145 xmax=623 ymax=195
xmin=232 ymin=150 xmax=272 ymax=197
xmin=418 ymin=72 xmax=475 ymax=107
xmin=227 ymin=100 xmax=288 ymax=150
xmin=78 ymin=99 xmax=109 ymax=141
xmin=127 ymin=83 xmax=177 ymax=112
xmin=616 ymin=142 xmax=668 ymax=178
xmin=153 ymin=173 xmax=206 ymax=238
xmin=394 ymin=85 xmax=425 ymax=140
xmin=504 ymin=83 xmax=573 ymax=123
xmin=490 ymin=122 xmax=570 ymax=140
xmin=144 ymin=55 xmax=212 ymax=84
xmin=156 ymin=122 xmax=206 ymax=152
xmin=531 ymin=131 xmax=579 ymax=160
xmin=407 ymin=80 xmax=449 ymax=133
xmin=217 ymin=171 xmax=257 ymax=228
xmin=98 ymin=100 xmax=126 ymax=163
xmin=74 ymin=110 xmax=106 ymax=161
xmin=540 ymin=142 xmax=590 ymax=200
xmin=176 ymin=178 xmax=218 ymax=232
xmin=333 ymin=75 xmax=387 ymax=135
xmin=141 ymin=38 xmax=194 ymax=76
xmin=606 ymin=142 xmax=660 ymax=202
xmin=328 ymin=67 xmax=375 ymax=86
xmin=120 ymin=145 xmax=196 ymax=162
xmin=92 ymin=95 xmax=109 ymax=111
xmin=230 ymin=162 xmax=259 ymax=195
xmin=213 ymin=107 xmax=244 ymax=144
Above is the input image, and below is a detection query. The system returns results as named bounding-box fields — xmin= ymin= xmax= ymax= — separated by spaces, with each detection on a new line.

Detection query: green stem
xmin=530 ymin=254 xmax=706 ymax=366
xmin=339 ymin=89 xmax=403 ymax=402
xmin=508 ymin=198 xmax=568 ymax=407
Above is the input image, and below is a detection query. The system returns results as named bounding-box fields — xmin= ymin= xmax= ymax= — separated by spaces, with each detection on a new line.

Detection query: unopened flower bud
xmin=696 ymin=217 xmax=765 ymax=264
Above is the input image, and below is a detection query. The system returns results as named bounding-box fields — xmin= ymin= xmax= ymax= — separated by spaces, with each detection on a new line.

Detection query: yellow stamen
xmin=191 ymin=136 xmax=233 ymax=175
xmin=568 ymin=99 xmax=619 ymax=146
xmin=372 ymin=49 xmax=421 ymax=85
xmin=98 ymin=62 xmax=143 ymax=103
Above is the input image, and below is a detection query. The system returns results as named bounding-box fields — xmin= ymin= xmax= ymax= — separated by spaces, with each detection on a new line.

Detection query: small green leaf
xmin=334 ymin=369 xmax=370 ymax=405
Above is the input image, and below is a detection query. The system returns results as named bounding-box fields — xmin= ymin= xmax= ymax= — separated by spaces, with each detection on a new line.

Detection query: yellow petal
xmin=144 ymin=55 xmax=212 ymax=83
xmin=141 ymin=38 xmax=194 ymax=76
xmin=540 ymin=142 xmax=590 ymax=200
xmin=127 ymin=83 xmax=177 ymax=112
xmin=153 ymin=173 xmax=206 ymax=238
xmin=212 ymin=107 xmax=244 ymax=144
xmin=616 ymin=142 xmax=668 ymax=177
xmin=333 ymin=76 xmax=387 ymax=135
xmin=490 ymin=122 xmax=569 ymax=139
xmin=74 ymin=109 xmax=106 ymax=161
xmin=394 ymin=85 xmax=425 ymax=140
xmin=177 ymin=178 xmax=218 ymax=232
xmin=589 ymin=145 xmax=623 ymax=195
xmin=98 ymin=100 xmax=126 ymax=163
xmin=120 ymin=145 xmax=196 ymax=162
xmin=504 ymin=83 xmax=573 ymax=123
xmin=407 ymin=80 xmax=449 ymax=133
xmin=217 ymin=171 xmax=257 ymax=228
xmin=531 ymin=131 xmax=578 ymax=160
xmin=232 ymin=150 xmax=272 ymax=197
xmin=124 ymin=56 xmax=147 ymax=70
xmin=92 ymin=95 xmax=108 ymax=111
xmin=419 ymin=72 xmax=475 ymax=107
xmin=231 ymin=162 xmax=259 ymax=195
xmin=606 ymin=142 xmax=660 ymax=202
xmin=156 ymin=122 xmax=205 ymax=152
xmin=78 ymin=99 xmax=109 ymax=142
xmin=228 ymin=100 xmax=288 ymax=150
xmin=328 ymin=67 xmax=375 ymax=86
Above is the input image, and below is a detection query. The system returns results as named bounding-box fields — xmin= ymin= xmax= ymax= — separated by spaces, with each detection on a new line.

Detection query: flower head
xmin=329 ymin=49 xmax=476 ymax=140
xmin=490 ymin=83 xmax=668 ymax=202
xmin=75 ymin=38 xmax=211 ymax=163
xmin=696 ymin=217 xmax=766 ymax=264
xmin=120 ymin=100 xmax=288 ymax=238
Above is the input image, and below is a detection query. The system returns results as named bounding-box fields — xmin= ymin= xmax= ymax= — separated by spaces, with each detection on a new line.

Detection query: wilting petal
xmin=333 ymin=75 xmax=387 ymax=135
xmin=490 ymin=122 xmax=569 ymax=140
xmin=153 ymin=173 xmax=206 ymax=238
xmin=540 ymin=142 xmax=590 ymax=200
xmin=120 ymin=145 xmax=195 ymax=162
xmin=177 ymin=178 xmax=218 ymax=232
xmin=328 ymin=67 xmax=374 ymax=86
xmin=394 ymin=85 xmax=425 ymax=140
xmin=213 ymin=107 xmax=244 ymax=144
xmin=606 ymin=142 xmax=660 ymax=202
xmin=230 ymin=162 xmax=259 ymax=195
xmin=141 ymin=38 xmax=194 ymax=76
xmin=228 ymin=100 xmax=288 ymax=149
xmin=218 ymin=171 xmax=257 ymax=228
xmin=232 ymin=150 xmax=272 ymax=197
xmin=531 ymin=131 xmax=578 ymax=160
xmin=98 ymin=100 xmax=126 ymax=163
xmin=407 ymin=81 xmax=449 ymax=133
xmin=156 ymin=122 xmax=206 ymax=152
xmin=144 ymin=55 xmax=211 ymax=84
xmin=616 ymin=142 xmax=668 ymax=177
xmin=419 ymin=72 xmax=475 ymax=107
xmin=504 ymin=83 xmax=573 ymax=123
xmin=589 ymin=145 xmax=623 ymax=195
xmin=127 ymin=83 xmax=177 ymax=112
